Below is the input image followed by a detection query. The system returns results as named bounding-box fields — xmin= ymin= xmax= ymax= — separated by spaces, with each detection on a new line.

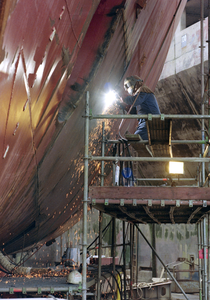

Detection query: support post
xmin=123 ymin=221 xmax=127 ymax=300
xmin=97 ymin=122 xmax=105 ymax=300
xmin=136 ymin=226 xmax=139 ymax=285
xmin=201 ymin=220 xmax=205 ymax=300
xmin=208 ymin=0 xmax=210 ymax=295
xmin=203 ymin=216 xmax=208 ymax=300
xmin=208 ymin=0 xmax=210 ymax=189
xmin=97 ymin=211 xmax=103 ymax=300
xmin=135 ymin=224 xmax=189 ymax=300
xmin=130 ymin=224 xmax=134 ymax=299
xmin=111 ymin=217 xmax=116 ymax=293
xmin=101 ymin=122 xmax=105 ymax=187
xmin=208 ymin=214 xmax=210 ymax=299
xmin=198 ymin=223 xmax=202 ymax=300
xmin=152 ymin=224 xmax=157 ymax=278
xmin=82 ymin=91 xmax=89 ymax=300
xmin=201 ymin=0 xmax=205 ymax=185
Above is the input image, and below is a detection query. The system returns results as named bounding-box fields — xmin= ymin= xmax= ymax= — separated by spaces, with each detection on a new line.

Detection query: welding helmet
xmin=124 ymin=76 xmax=143 ymax=95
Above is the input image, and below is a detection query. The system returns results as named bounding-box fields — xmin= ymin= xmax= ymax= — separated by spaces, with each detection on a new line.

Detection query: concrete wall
xmin=23 ymin=212 xmax=198 ymax=283
xmin=160 ymin=17 xmax=208 ymax=80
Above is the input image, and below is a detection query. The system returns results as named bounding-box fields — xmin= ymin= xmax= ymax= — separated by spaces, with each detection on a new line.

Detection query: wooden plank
xmin=125 ymin=134 xmax=151 ymax=157
xmin=89 ymin=186 xmax=210 ymax=201
xmin=125 ymin=134 xmax=142 ymax=141
xmin=91 ymin=199 xmax=210 ymax=206
xmin=147 ymin=119 xmax=172 ymax=157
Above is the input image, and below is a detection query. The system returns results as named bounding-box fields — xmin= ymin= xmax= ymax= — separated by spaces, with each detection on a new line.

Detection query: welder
xmin=118 ymin=75 xmax=161 ymax=140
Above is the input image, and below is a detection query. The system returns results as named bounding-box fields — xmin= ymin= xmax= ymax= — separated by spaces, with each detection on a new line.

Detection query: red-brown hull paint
xmin=0 ymin=0 xmax=186 ymax=253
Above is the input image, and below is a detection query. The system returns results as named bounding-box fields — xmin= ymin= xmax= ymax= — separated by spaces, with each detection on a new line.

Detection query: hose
xmin=0 ymin=250 xmax=50 ymax=275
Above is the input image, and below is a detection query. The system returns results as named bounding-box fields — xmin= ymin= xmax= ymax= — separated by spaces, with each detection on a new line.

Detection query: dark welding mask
xmin=124 ymin=76 xmax=143 ymax=95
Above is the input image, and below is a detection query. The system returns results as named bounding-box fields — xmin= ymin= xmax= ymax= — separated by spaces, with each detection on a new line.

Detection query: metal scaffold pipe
xmin=208 ymin=214 xmax=210 ymax=298
xmin=198 ymin=223 xmax=202 ymax=300
xmin=136 ymin=177 xmax=196 ymax=181
xmin=203 ymin=216 xmax=208 ymax=300
xmin=107 ymin=139 xmax=208 ymax=144
xmin=97 ymin=122 xmax=105 ymax=300
xmin=208 ymin=0 xmax=210 ymax=188
xmin=201 ymin=0 xmax=206 ymax=188
xmin=91 ymin=156 xmax=210 ymax=163
xmin=208 ymin=0 xmax=210 ymax=294
xmin=135 ymin=224 xmax=189 ymax=300
xmin=82 ymin=91 xmax=89 ymax=300
xmin=90 ymin=114 xmax=210 ymax=120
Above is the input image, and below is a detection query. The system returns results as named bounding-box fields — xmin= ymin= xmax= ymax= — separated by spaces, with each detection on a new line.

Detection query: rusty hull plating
xmin=0 ymin=0 xmax=186 ymax=253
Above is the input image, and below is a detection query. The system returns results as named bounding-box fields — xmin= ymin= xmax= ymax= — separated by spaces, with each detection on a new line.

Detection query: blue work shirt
xmin=124 ymin=92 xmax=161 ymax=140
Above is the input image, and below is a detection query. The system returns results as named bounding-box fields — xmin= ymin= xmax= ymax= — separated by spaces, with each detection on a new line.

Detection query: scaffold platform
xmin=89 ymin=185 xmax=210 ymax=224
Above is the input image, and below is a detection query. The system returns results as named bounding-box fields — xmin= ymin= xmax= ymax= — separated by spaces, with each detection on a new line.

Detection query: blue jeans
xmin=134 ymin=120 xmax=148 ymax=140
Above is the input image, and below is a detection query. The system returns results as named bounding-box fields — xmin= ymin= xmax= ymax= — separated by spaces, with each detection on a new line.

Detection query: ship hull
xmin=0 ymin=0 xmax=186 ymax=253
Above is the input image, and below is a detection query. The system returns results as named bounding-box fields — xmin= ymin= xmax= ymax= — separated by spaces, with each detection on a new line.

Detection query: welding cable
xmin=118 ymin=87 xmax=142 ymax=140
xmin=0 ymin=267 xmax=10 ymax=274
xmin=88 ymin=265 xmax=123 ymax=300
xmin=114 ymin=268 xmax=123 ymax=300
xmin=118 ymin=140 xmax=124 ymax=186
xmin=102 ymin=267 xmax=123 ymax=292
xmin=101 ymin=270 xmax=122 ymax=300
xmin=124 ymin=141 xmax=130 ymax=186
xmin=101 ymin=274 xmax=116 ymax=300
xmin=124 ymin=139 xmax=134 ymax=183
xmin=118 ymin=139 xmax=134 ymax=186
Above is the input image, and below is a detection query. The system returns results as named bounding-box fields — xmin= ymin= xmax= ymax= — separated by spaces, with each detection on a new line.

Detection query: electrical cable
xmin=118 ymin=87 xmax=142 ymax=139
xmin=101 ymin=274 xmax=117 ymax=300
xmin=0 ymin=267 xmax=10 ymax=274
xmin=103 ymin=270 xmax=122 ymax=300
xmin=115 ymin=268 xmax=123 ymax=300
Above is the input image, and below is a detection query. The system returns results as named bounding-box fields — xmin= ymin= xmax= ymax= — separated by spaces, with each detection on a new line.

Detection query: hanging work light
xmin=169 ymin=161 xmax=184 ymax=175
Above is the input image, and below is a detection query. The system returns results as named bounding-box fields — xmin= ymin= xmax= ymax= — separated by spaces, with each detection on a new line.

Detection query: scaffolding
xmin=82 ymin=89 xmax=210 ymax=300
xmin=81 ymin=4 xmax=210 ymax=298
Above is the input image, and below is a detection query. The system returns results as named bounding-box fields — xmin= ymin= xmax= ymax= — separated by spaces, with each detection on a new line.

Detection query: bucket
xmin=65 ymin=247 xmax=80 ymax=267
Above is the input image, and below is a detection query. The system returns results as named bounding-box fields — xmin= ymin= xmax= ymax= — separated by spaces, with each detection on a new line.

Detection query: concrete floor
xmin=172 ymin=293 xmax=199 ymax=300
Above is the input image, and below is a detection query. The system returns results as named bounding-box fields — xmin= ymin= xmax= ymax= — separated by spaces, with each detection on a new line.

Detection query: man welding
xmin=118 ymin=75 xmax=161 ymax=141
